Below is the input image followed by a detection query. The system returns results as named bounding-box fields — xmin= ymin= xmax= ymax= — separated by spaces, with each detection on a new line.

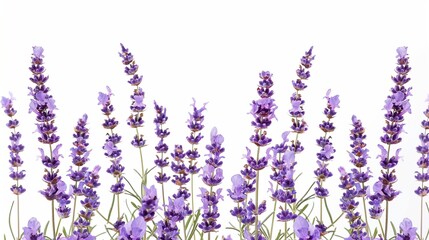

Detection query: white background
xmin=1 ymin=1 xmax=429 ymax=239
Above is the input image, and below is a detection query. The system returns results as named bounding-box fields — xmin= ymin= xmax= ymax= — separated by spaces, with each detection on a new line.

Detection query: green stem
xmin=420 ymin=176 xmax=424 ymax=240
xmin=384 ymin=144 xmax=391 ymax=240
xmin=284 ymin=203 xmax=287 ymax=240
xmin=254 ymin=142 xmax=261 ymax=237
xmin=269 ymin=183 xmax=279 ymax=240
xmin=377 ymin=218 xmax=385 ymax=239
xmin=117 ymin=193 xmax=121 ymax=220
xmin=51 ymin=200 xmax=56 ymax=240
xmin=360 ymin=181 xmax=371 ymax=235
xmin=17 ymin=194 xmax=20 ymax=240
xmin=319 ymin=196 xmax=323 ymax=224
xmin=238 ymin=203 xmax=243 ymax=240
xmin=183 ymin=218 xmax=188 ymax=240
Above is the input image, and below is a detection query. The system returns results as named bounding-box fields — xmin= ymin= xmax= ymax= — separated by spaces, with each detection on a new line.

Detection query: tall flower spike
xmin=373 ymin=46 xmax=412 ymax=240
xmin=346 ymin=115 xmax=372 ymax=235
xmin=289 ymin=46 xmax=315 ymax=153
xmin=313 ymin=89 xmax=340 ymax=235
xmin=98 ymin=86 xmax=124 ymax=231
xmin=415 ymin=95 xmax=429 ymax=239
xmin=154 ymin=101 xmax=171 ymax=213
xmin=67 ymin=114 xmax=94 ymax=236
xmin=28 ymin=46 xmax=69 ymax=240
xmin=199 ymin=127 xmax=225 ymax=235
xmin=242 ymin=71 xmax=277 ymax=238
xmin=2 ymin=94 xmax=26 ymax=239
xmin=119 ymin=44 xmax=148 ymax=200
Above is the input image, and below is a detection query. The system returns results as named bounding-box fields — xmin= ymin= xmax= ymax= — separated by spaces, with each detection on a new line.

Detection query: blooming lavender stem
xmin=154 ymin=101 xmax=171 ymax=213
xmin=239 ymin=70 xmax=278 ymax=237
xmin=198 ymin=127 xmax=225 ymax=237
xmin=67 ymin=114 xmax=92 ymax=235
xmin=98 ymin=86 xmax=125 ymax=231
xmin=2 ymin=94 xmax=26 ymax=239
xmin=268 ymin=46 xmax=315 ymax=240
xmin=415 ymin=96 xmax=429 ymax=239
xmin=313 ymin=89 xmax=340 ymax=234
xmin=186 ymin=98 xmax=207 ymax=218
xmin=118 ymin=43 xmax=147 ymax=197
xmin=372 ymin=46 xmax=412 ymax=239
xmin=348 ymin=115 xmax=372 ymax=235
xmin=28 ymin=46 xmax=70 ymax=240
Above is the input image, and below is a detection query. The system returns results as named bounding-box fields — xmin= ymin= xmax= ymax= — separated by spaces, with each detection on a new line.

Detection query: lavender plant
xmin=153 ymin=101 xmax=171 ymax=212
xmin=198 ymin=127 xmax=225 ymax=239
xmin=2 ymin=94 xmax=26 ymax=239
xmin=98 ymin=86 xmax=125 ymax=233
xmin=28 ymin=46 xmax=70 ymax=240
xmin=267 ymin=46 xmax=315 ymax=239
xmin=67 ymin=114 xmax=92 ymax=235
xmin=3 ymin=44 xmax=429 ymax=240
xmin=415 ymin=96 xmax=429 ymax=239
xmin=313 ymin=89 xmax=340 ymax=235
xmin=369 ymin=46 xmax=412 ymax=240
xmin=118 ymin=44 xmax=148 ymax=197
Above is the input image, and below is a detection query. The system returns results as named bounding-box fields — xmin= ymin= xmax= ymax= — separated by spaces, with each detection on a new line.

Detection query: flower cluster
xmin=154 ymin=101 xmax=171 ymax=210
xmin=2 ymin=95 xmax=26 ymax=196
xmin=68 ymin=114 xmax=93 ymax=231
xmin=313 ymin=89 xmax=340 ymax=233
xmin=415 ymin=98 xmax=429 ymax=197
xmin=370 ymin=46 xmax=412 ymax=239
xmin=27 ymin=46 xmax=70 ymax=240
xmin=338 ymin=115 xmax=372 ymax=239
xmin=198 ymin=127 xmax=225 ymax=233
xmin=68 ymin=166 xmax=101 ymax=240
xmin=98 ymin=86 xmax=125 ymax=231
xmin=119 ymin=43 xmax=147 ymax=157
xmin=23 ymin=218 xmax=45 ymax=240
xmin=289 ymin=46 xmax=315 ymax=152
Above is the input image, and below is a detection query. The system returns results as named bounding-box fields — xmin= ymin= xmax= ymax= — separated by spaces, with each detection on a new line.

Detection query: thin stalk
xmin=269 ymin=183 xmax=279 ymax=240
xmin=135 ymin=128 xmax=145 ymax=194
xmin=320 ymin=196 xmax=323 ymax=224
xmin=69 ymin=190 xmax=78 ymax=234
xmin=238 ymin=203 xmax=243 ymax=239
xmin=284 ymin=203 xmax=287 ymax=240
xmin=384 ymin=143 xmax=391 ymax=240
xmin=69 ymin=167 xmax=80 ymax=235
xmin=51 ymin=200 xmax=56 ymax=240
xmin=269 ymin=152 xmax=282 ymax=240
xmin=48 ymin=143 xmax=56 ymax=240
xmin=16 ymin=194 xmax=20 ymax=240
xmin=183 ymin=217 xmax=188 ymax=240
xmin=161 ymin=167 xmax=166 ymax=213
xmin=420 ymin=171 xmax=424 ymax=240
xmin=360 ymin=181 xmax=371 ymax=235
xmin=254 ymin=143 xmax=261 ymax=237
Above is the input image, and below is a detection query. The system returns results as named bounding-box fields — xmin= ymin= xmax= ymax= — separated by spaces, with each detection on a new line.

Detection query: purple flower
xmin=156 ymin=219 xmax=179 ymax=240
xmin=227 ymin=174 xmax=247 ymax=203
xmin=396 ymin=218 xmax=417 ymax=240
xmin=119 ymin=216 xmax=146 ymax=240
xmin=2 ymin=96 xmax=27 ymax=196
xmin=294 ymin=216 xmax=321 ymax=240
xmin=139 ymin=185 xmax=159 ymax=221
xmin=22 ymin=217 xmax=45 ymax=240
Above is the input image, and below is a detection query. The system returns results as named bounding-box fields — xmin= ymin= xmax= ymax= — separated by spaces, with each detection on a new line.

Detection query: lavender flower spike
xmin=415 ymin=95 xmax=429 ymax=238
xmin=199 ymin=127 xmax=225 ymax=235
xmin=28 ymin=46 xmax=70 ymax=240
xmin=374 ymin=46 xmax=412 ymax=239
